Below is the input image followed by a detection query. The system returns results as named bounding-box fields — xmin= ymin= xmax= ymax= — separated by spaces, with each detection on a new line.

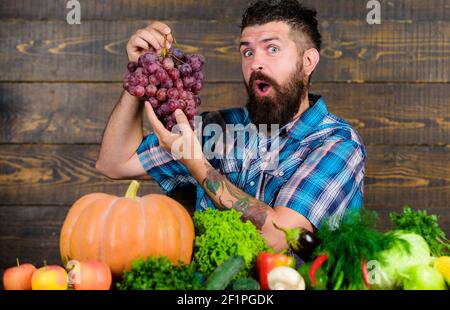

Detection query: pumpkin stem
xmin=125 ymin=180 xmax=140 ymax=199
xmin=16 ymin=258 xmax=20 ymax=267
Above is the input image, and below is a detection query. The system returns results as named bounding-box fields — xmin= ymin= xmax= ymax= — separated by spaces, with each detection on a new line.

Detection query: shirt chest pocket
xmin=260 ymin=157 xmax=306 ymax=205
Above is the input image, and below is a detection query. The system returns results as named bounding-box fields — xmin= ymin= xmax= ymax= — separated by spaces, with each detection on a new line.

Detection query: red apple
xmin=31 ymin=265 xmax=68 ymax=290
xmin=3 ymin=260 xmax=36 ymax=290
xmin=70 ymin=261 xmax=112 ymax=290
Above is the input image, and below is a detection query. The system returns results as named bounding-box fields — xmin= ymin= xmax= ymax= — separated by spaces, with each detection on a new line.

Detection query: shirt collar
xmin=286 ymin=94 xmax=328 ymax=141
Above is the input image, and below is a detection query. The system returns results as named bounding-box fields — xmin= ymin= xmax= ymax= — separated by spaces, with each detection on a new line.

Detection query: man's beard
xmin=244 ymin=63 xmax=308 ymax=129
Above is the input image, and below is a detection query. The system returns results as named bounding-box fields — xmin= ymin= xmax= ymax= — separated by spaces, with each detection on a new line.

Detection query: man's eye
xmin=268 ymin=46 xmax=279 ymax=54
xmin=243 ymin=50 xmax=253 ymax=57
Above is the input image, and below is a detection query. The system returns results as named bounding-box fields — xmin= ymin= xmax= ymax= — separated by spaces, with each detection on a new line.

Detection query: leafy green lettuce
xmin=117 ymin=256 xmax=202 ymax=290
xmin=193 ymin=209 xmax=272 ymax=278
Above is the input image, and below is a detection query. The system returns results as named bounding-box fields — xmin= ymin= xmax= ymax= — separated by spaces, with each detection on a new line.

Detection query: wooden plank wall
xmin=0 ymin=0 xmax=449 ymax=283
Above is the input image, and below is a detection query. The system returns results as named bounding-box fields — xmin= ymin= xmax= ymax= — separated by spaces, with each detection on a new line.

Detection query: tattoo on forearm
xmin=204 ymin=165 xmax=226 ymax=195
xmin=201 ymin=163 xmax=268 ymax=229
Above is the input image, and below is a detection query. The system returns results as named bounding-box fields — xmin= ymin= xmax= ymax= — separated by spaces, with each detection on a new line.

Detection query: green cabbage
xmin=375 ymin=231 xmax=431 ymax=289
xmin=403 ymin=264 xmax=446 ymax=290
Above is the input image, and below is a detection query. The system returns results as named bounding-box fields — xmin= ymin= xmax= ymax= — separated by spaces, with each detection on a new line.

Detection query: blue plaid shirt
xmin=137 ymin=94 xmax=366 ymax=228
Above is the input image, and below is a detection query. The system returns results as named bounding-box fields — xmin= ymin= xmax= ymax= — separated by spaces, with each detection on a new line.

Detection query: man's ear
xmin=302 ymin=48 xmax=320 ymax=78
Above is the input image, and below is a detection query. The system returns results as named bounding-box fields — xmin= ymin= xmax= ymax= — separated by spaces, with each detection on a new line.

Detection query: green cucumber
xmin=204 ymin=256 xmax=245 ymax=290
xmin=232 ymin=278 xmax=260 ymax=290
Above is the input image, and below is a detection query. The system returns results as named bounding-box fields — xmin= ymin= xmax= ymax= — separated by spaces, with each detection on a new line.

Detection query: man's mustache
xmin=247 ymin=71 xmax=279 ymax=89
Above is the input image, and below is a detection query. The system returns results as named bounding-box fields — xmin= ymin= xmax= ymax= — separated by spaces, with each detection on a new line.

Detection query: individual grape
xmin=161 ymin=79 xmax=173 ymax=89
xmin=183 ymin=76 xmax=195 ymax=89
xmin=179 ymin=63 xmax=193 ymax=77
xmin=192 ymin=80 xmax=203 ymax=93
xmin=194 ymin=71 xmax=204 ymax=81
xmin=146 ymin=62 xmax=161 ymax=75
xmin=178 ymin=99 xmax=187 ymax=110
xmin=156 ymin=88 xmax=168 ymax=102
xmin=186 ymin=91 xmax=194 ymax=100
xmin=172 ymin=48 xmax=185 ymax=59
xmin=174 ymin=79 xmax=184 ymax=91
xmin=155 ymin=69 xmax=169 ymax=83
xmin=159 ymin=103 xmax=171 ymax=116
xmin=138 ymin=53 xmax=158 ymax=66
xmin=134 ymin=85 xmax=145 ymax=97
xmin=162 ymin=57 xmax=175 ymax=70
xmin=148 ymin=97 xmax=160 ymax=109
xmin=155 ymin=106 xmax=164 ymax=118
xmin=137 ymin=74 xmax=149 ymax=87
xmin=188 ymin=58 xmax=202 ymax=72
xmin=128 ymin=86 xmax=136 ymax=96
xmin=127 ymin=61 xmax=138 ymax=72
xmin=187 ymin=54 xmax=204 ymax=71
xmin=167 ymin=99 xmax=179 ymax=112
xmin=178 ymin=90 xmax=188 ymax=100
xmin=185 ymin=99 xmax=196 ymax=109
xmin=134 ymin=67 xmax=144 ymax=75
xmin=148 ymin=75 xmax=160 ymax=86
xmin=128 ymin=74 xmax=140 ymax=87
xmin=163 ymin=115 xmax=172 ymax=124
xmin=184 ymin=106 xmax=197 ymax=118
xmin=167 ymin=68 xmax=180 ymax=81
xmin=167 ymin=88 xmax=179 ymax=99
xmin=145 ymin=85 xmax=158 ymax=97
xmin=189 ymin=53 xmax=205 ymax=64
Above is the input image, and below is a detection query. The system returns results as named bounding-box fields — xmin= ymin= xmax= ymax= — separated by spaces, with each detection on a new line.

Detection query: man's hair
xmin=240 ymin=0 xmax=322 ymax=53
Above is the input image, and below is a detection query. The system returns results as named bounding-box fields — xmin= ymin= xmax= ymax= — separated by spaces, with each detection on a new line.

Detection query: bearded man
xmin=96 ymin=0 xmax=366 ymax=252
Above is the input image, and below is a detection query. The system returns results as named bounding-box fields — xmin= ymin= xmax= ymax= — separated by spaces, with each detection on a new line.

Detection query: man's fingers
xmin=135 ymin=30 xmax=162 ymax=53
xmin=174 ymin=109 xmax=191 ymax=133
xmin=130 ymin=36 xmax=151 ymax=51
xmin=146 ymin=22 xmax=173 ymax=47
xmin=148 ymin=21 xmax=172 ymax=36
xmin=144 ymin=101 xmax=168 ymax=134
xmin=174 ymin=109 xmax=189 ymax=124
xmin=149 ymin=29 xmax=171 ymax=50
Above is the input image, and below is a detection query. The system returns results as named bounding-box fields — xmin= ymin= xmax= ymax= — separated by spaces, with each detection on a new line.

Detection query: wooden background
xmin=0 ymin=0 xmax=449 ymax=285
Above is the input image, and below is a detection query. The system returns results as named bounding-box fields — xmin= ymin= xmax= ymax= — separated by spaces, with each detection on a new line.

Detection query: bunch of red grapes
xmin=123 ymin=48 xmax=205 ymax=130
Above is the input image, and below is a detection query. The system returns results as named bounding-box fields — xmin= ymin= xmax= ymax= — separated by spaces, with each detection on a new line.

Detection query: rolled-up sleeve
xmin=274 ymin=138 xmax=366 ymax=229
xmin=137 ymin=133 xmax=197 ymax=193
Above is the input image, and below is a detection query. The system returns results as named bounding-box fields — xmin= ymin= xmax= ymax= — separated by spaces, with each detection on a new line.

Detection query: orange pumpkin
xmin=60 ymin=181 xmax=194 ymax=278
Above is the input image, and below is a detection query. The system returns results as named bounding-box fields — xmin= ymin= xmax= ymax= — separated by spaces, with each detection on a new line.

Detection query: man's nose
xmin=250 ymin=51 xmax=264 ymax=72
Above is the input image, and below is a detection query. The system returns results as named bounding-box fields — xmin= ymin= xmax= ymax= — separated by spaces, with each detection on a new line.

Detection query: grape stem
xmin=161 ymin=33 xmax=187 ymax=64
xmin=161 ymin=35 xmax=168 ymax=58
xmin=169 ymin=53 xmax=187 ymax=64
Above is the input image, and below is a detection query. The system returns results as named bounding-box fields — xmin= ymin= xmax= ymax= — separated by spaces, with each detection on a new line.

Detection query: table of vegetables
xmin=2 ymin=180 xmax=449 ymax=291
